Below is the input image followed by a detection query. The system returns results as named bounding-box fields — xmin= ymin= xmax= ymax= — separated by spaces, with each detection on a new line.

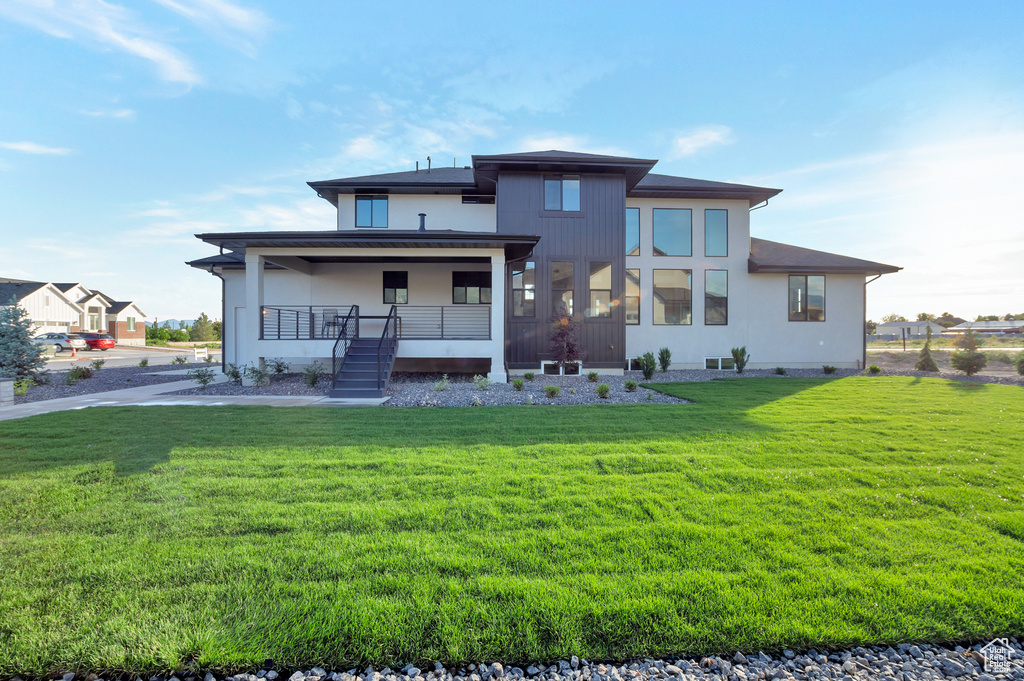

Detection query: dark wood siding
xmin=499 ymin=172 xmax=626 ymax=368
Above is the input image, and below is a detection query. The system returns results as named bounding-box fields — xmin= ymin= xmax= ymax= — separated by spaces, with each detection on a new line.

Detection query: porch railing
xmin=260 ymin=304 xmax=490 ymax=341
xmin=396 ymin=306 xmax=491 ymax=340
xmin=331 ymin=306 xmax=359 ymax=379
xmin=377 ymin=305 xmax=399 ymax=391
xmin=261 ymin=305 xmax=356 ymax=340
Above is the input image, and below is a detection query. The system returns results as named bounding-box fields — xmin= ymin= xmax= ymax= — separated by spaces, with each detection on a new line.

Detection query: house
xmin=0 ymin=278 xmax=147 ymax=345
xmin=875 ymin=320 xmax=945 ymax=338
xmin=948 ymin=320 xmax=1024 ymax=335
xmin=189 ymin=150 xmax=900 ymax=397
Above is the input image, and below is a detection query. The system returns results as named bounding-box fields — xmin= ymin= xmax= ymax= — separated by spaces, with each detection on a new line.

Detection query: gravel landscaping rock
xmin=165 ymin=639 xmax=1022 ymax=681
xmin=13 ymin=363 xmax=211 ymax=405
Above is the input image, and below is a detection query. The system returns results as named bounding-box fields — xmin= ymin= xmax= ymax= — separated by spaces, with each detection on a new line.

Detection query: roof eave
xmin=748 ymin=261 xmax=902 ymax=275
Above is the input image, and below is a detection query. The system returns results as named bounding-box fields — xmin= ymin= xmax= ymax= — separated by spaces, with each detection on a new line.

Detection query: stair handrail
xmin=331 ymin=304 xmax=359 ymax=378
xmin=377 ymin=305 xmax=399 ymax=390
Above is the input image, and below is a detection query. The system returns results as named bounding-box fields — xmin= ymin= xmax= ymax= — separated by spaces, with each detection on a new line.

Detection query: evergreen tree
xmin=951 ymin=329 xmax=987 ymax=376
xmin=915 ymin=327 xmax=939 ymax=372
xmin=190 ymin=312 xmax=215 ymax=342
xmin=548 ymin=305 xmax=586 ymax=374
xmin=0 ymin=296 xmax=48 ymax=381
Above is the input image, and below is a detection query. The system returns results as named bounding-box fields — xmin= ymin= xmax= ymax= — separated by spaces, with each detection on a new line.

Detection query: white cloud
xmin=0 ymin=141 xmax=73 ymax=155
xmin=80 ymin=108 xmax=136 ymax=119
xmin=237 ymin=198 xmax=335 ymax=231
xmin=151 ymin=0 xmax=271 ymax=57
xmin=668 ymin=126 xmax=734 ymax=158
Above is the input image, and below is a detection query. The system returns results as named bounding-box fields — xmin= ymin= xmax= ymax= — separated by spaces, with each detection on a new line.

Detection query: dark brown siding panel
xmin=499 ymin=171 xmax=626 ymax=368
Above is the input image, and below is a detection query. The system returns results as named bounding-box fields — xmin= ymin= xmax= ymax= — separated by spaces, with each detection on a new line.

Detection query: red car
xmin=78 ymin=332 xmax=115 ymax=351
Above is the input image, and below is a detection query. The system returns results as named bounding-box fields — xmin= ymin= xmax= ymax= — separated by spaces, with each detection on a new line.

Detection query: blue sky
xmin=1 ymin=1 xmax=1022 ymax=322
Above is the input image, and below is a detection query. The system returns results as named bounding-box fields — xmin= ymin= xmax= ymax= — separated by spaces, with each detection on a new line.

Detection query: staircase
xmin=329 ymin=338 xmax=397 ymax=398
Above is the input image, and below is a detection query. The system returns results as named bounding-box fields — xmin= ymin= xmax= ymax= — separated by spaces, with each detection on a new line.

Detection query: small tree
xmin=190 ymin=312 xmax=215 ymax=342
xmin=657 ymin=347 xmax=672 ymax=372
xmin=731 ymin=346 xmax=750 ymax=373
xmin=865 ymin=319 xmax=878 ymax=335
xmin=548 ymin=305 xmax=586 ymax=376
xmin=212 ymin=320 xmax=223 ymax=341
xmin=0 ymin=296 xmax=48 ymax=381
xmin=955 ymin=329 xmax=980 ymax=351
xmin=951 ymin=330 xmax=986 ymax=376
xmin=915 ymin=327 xmax=939 ymax=372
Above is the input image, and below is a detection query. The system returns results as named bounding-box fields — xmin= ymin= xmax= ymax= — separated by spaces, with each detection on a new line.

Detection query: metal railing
xmin=260 ymin=305 xmax=356 ymax=340
xmin=331 ymin=306 xmax=359 ymax=379
xmin=377 ymin=305 xmax=399 ymax=391
xmin=396 ymin=306 xmax=491 ymax=340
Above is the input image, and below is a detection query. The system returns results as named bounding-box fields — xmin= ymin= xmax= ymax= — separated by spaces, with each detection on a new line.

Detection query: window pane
xmin=653 ymin=269 xmax=691 ymax=325
xmin=705 ymin=270 xmax=728 ymax=325
xmin=552 ymin=290 xmax=573 ymax=316
xmin=705 ymin=209 xmax=728 ymax=257
xmin=384 ymin=289 xmax=395 ymax=304
xmin=371 ymin=198 xmax=388 ymax=227
xmin=356 ymin=198 xmax=371 ymax=227
xmin=626 ymin=207 xmax=640 ymax=256
xmin=550 ymin=261 xmax=573 ymax=289
xmin=395 ymin=289 xmax=408 ymax=304
xmin=653 ymin=208 xmax=692 ymax=256
xmin=626 ymin=268 xmax=639 ymax=325
xmin=705 ymin=358 xmax=719 ymax=370
xmin=512 ymin=262 xmax=535 ymax=317
xmin=453 ymin=287 xmax=466 ymax=304
xmin=480 ymin=287 xmax=491 ymax=304
xmin=562 ymin=177 xmax=580 ymax=211
xmin=467 ymin=287 xmax=480 ymax=304
xmin=544 ymin=179 xmax=561 ymax=210
xmin=589 ymin=262 xmax=611 ymax=289
xmin=789 ymin=276 xmax=807 ymax=321
xmin=808 ymin=275 xmax=826 ymax=321
xmin=721 ymin=356 xmax=735 ymax=370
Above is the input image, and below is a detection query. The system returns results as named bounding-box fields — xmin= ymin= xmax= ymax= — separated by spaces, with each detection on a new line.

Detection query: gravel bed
xmin=28 ymin=639 xmax=1021 ymax=681
xmin=13 ymin=363 xmax=211 ymax=405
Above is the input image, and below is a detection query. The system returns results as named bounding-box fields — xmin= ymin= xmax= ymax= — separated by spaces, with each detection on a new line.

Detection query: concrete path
xmin=0 ymin=375 xmax=387 ymax=422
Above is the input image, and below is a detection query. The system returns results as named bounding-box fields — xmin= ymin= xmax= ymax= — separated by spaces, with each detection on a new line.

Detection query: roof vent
xmin=418 ymin=213 xmax=426 ymax=232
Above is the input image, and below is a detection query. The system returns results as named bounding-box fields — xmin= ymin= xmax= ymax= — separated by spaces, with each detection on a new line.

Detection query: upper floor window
xmin=587 ymin=262 xmax=612 ymax=319
xmin=453 ymin=272 xmax=491 ymax=304
xmin=626 ymin=207 xmax=640 ymax=256
xmin=551 ymin=261 xmax=574 ymax=315
xmin=356 ymin=195 xmax=388 ymax=228
xmin=544 ymin=176 xmax=581 ymax=211
xmin=705 ymin=209 xmax=728 ymax=257
xmin=653 ymin=208 xmax=691 ymax=256
xmin=653 ymin=269 xmax=692 ymax=325
xmin=625 ymin=269 xmax=640 ymax=325
xmin=789 ymin=275 xmax=825 ymax=321
xmin=383 ymin=271 xmax=408 ymax=304
xmin=511 ymin=261 xmax=536 ymax=317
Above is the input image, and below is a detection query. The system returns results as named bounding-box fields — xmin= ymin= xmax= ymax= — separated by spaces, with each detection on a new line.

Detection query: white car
xmin=33 ymin=332 xmax=88 ymax=353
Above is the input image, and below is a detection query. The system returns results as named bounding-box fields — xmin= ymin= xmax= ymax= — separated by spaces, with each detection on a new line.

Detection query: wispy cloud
xmin=238 ymin=198 xmax=335 ymax=231
xmin=0 ymin=0 xmax=201 ymax=85
xmin=151 ymin=0 xmax=271 ymax=57
xmin=668 ymin=126 xmax=734 ymax=158
xmin=0 ymin=141 xmax=73 ymax=155
xmin=80 ymin=108 xmax=136 ymax=119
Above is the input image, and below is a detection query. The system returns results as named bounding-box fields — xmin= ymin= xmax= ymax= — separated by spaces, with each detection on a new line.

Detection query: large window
xmin=127 ymin=317 xmax=136 ymax=332
xmin=587 ymin=262 xmax=612 ymax=318
xmin=789 ymin=275 xmax=825 ymax=321
xmin=653 ymin=208 xmax=691 ymax=256
xmin=625 ymin=269 xmax=640 ymax=325
xmin=653 ymin=269 xmax=691 ymax=325
xmin=356 ymin=195 xmax=388 ymax=228
xmin=383 ymin=271 xmax=408 ymax=304
xmin=705 ymin=270 xmax=728 ymax=325
xmin=511 ymin=261 xmax=535 ymax=317
xmin=453 ymin=272 xmax=491 ymax=304
xmin=544 ymin=176 xmax=581 ymax=211
xmin=705 ymin=209 xmax=728 ymax=257
xmin=550 ymin=261 xmax=574 ymax=315
xmin=626 ymin=207 xmax=640 ymax=256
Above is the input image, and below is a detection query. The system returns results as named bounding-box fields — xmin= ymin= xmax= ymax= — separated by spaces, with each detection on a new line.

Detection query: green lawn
xmin=1 ymin=377 xmax=1023 ymax=674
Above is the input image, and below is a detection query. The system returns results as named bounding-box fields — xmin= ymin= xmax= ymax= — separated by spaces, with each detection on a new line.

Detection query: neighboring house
xmin=0 ymin=278 xmax=147 ymax=345
xmin=948 ymin=320 xmax=1024 ymax=335
xmin=189 ymin=150 xmax=900 ymax=397
xmin=875 ymin=320 xmax=945 ymax=338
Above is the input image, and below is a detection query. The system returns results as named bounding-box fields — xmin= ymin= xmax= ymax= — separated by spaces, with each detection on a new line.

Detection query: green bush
xmin=916 ymin=328 xmax=939 ymax=372
xmin=13 ymin=378 xmax=34 ymax=396
xmin=473 ymin=374 xmax=491 ymax=390
xmin=168 ymin=329 xmax=189 ymax=343
xmin=433 ymin=374 xmax=451 ymax=392
xmin=775 ymin=367 xmax=787 ymax=375
xmin=171 ymin=355 xmax=188 ymax=365
xmin=524 ymin=372 xmax=535 ymax=382
xmin=1016 ymin=353 xmax=1024 ymax=376
xmin=822 ymin=365 xmax=837 ymax=374
xmin=266 ymin=358 xmax=289 ymax=375
xmin=243 ymin=363 xmax=270 ymax=387
xmin=868 ymin=365 xmax=881 ymax=374
xmin=624 ymin=380 xmax=638 ymax=393
xmin=638 ymin=352 xmax=657 ymax=380
xmin=951 ymin=351 xmax=987 ymax=377
xmin=224 ymin=364 xmax=242 ymax=382
xmin=137 ymin=357 xmax=149 ymax=367
xmin=544 ymin=385 xmax=560 ymax=398
xmin=303 ymin=361 xmax=324 ymax=388
xmin=657 ymin=347 xmax=672 ymax=372
xmin=587 ymin=371 xmax=599 ymax=382
xmin=66 ymin=365 xmax=93 ymax=385
xmin=187 ymin=367 xmax=216 ymax=389
xmin=90 ymin=358 xmax=105 ymax=371
xmin=596 ymin=384 xmax=611 ymax=399
xmin=984 ymin=350 xmax=1015 ymax=364
xmin=513 ymin=378 xmax=524 ymax=391
xmin=731 ymin=346 xmax=750 ymax=373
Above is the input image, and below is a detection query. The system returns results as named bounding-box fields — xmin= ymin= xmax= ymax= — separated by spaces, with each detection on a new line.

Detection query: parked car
xmin=32 ymin=332 xmax=87 ymax=353
xmin=77 ymin=332 xmax=115 ymax=351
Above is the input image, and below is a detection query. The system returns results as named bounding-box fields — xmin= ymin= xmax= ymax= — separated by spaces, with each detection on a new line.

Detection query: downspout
xmin=209 ymin=265 xmax=226 ymax=372
xmin=863 ymin=272 xmax=883 ymax=370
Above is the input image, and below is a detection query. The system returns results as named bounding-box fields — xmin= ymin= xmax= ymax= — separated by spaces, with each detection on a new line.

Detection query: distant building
xmin=875 ymin=320 xmax=946 ymax=337
xmin=948 ymin=320 xmax=1024 ymax=334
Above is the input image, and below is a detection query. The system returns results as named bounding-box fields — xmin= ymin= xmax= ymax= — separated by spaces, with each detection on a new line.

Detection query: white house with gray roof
xmin=189 ymin=150 xmax=900 ymax=397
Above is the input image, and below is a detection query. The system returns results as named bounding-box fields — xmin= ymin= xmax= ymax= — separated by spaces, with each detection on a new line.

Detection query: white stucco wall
xmin=16 ymin=286 xmax=81 ymax=334
xmin=335 ymin=194 xmax=496 ymax=232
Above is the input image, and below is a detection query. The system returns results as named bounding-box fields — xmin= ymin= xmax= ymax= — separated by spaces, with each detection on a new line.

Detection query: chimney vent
xmin=418 ymin=213 xmax=426 ymax=232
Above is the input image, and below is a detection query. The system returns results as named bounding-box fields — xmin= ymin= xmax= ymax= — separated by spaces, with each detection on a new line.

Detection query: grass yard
xmin=1 ymin=377 xmax=1023 ymax=674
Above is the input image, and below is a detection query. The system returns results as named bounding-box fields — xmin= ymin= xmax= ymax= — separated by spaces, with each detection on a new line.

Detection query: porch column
xmin=488 ymin=252 xmax=507 ymax=382
xmin=243 ymin=251 xmax=265 ymax=384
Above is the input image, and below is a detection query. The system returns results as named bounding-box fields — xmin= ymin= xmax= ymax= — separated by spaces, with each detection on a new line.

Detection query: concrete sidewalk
xmin=0 ymin=376 xmax=387 ymax=422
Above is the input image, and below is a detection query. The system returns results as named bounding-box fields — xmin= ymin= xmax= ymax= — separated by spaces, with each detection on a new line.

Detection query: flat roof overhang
xmin=471 ymin=153 xmax=657 ymax=192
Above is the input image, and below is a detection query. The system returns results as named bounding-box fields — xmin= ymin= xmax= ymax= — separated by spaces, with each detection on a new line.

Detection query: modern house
xmin=0 ymin=278 xmax=147 ymax=345
xmin=189 ymin=150 xmax=900 ymax=397
xmin=875 ymin=320 xmax=946 ymax=338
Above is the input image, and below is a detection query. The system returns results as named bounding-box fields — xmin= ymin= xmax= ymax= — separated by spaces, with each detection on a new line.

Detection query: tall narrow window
xmin=705 ymin=209 xmax=728 ymax=257
xmin=452 ymin=272 xmax=491 ymax=304
xmin=550 ymin=261 xmax=574 ymax=315
xmin=653 ymin=269 xmax=691 ymax=325
xmin=587 ymin=262 xmax=612 ymax=318
xmin=544 ymin=176 xmax=581 ymax=211
xmin=127 ymin=317 xmax=136 ymax=331
xmin=625 ymin=269 xmax=640 ymax=325
xmin=653 ymin=208 xmax=691 ymax=256
xmin=356 ymin=195 xmax=388 ymax=228
xmin=383 ymin=271 xmax=408 ymax=304
xmin=789 ymin=275 xmax=826 ymax=321
xmin=511 ymin=261 xmax=536 ymax=317
xmin=626 ymin=207 xmax=640 ymax=256
xmin=704 ymin=270 xmax=728 ymax=325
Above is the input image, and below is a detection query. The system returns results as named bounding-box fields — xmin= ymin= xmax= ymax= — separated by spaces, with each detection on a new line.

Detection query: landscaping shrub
xmin=187 ymin=367 xmax=216 ymax=389
xmin=624 ymin=380 xmax=638 ymax=392
xmin=638 ymin=352 xmax=657 ymax=380
xmin=523 ymin=372 xmax=535 ymax=382
xmin=951 ymin=351 xmax=987 ymax=377
xmin=915 ymin=328 xmax=939 ymax=372
xmin=548 ymin=305 xmax=587 ymax=375
xmin=822 ymin=365 xmax=837 ymax=374
xmin=13 ymin=378 xmax=34 ymax=396
xmin=731 ymin=346 xmax=750 ymax=373
xmin=243 ymin=363 xmax=270 ymax=387
xmin=658 ymin=347 xmax=672 ymax=372
xmin=543 ymin=385 xmax=560 ymax=398
xmin=224 ymin=364 xmax=242 ymax=382
xmin=775 ymin=367 xmax=787 ymax=375
xmin=596 ymin=383 xmax=611 ymax=399
xmin=90 ymin=358 xmax=105 ymax=371
xmin=433 ymin=374 xmax=451 ymax=392
xmin=1017 ymin=353 xmax=1024 ymax=377
xmin=587 ymin=371 xmax=599 ymax=382
xmin=137 ymin=357 xmax=149 ymax=367
xmin=303 ymin=362 xmax=324 ymax=388
xmin=513 ymin=378 xmax=524 ymax=391
xmin=473 ymin=374 xmax=491 ymax=390
xmin=266 ymin=358 xmax=289 ymax=375
xmin=984 ymin=350 xmax=1015 ymax=364
xmin=171 ymin=355 xmax=188 ymax=365
xmin=868 ymin=365 xmax=881 ymax=374
xmin=204 ymin=354 xmax=217 ymax=363
xmin=66 ymin=365 xmax=93 ymax=385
